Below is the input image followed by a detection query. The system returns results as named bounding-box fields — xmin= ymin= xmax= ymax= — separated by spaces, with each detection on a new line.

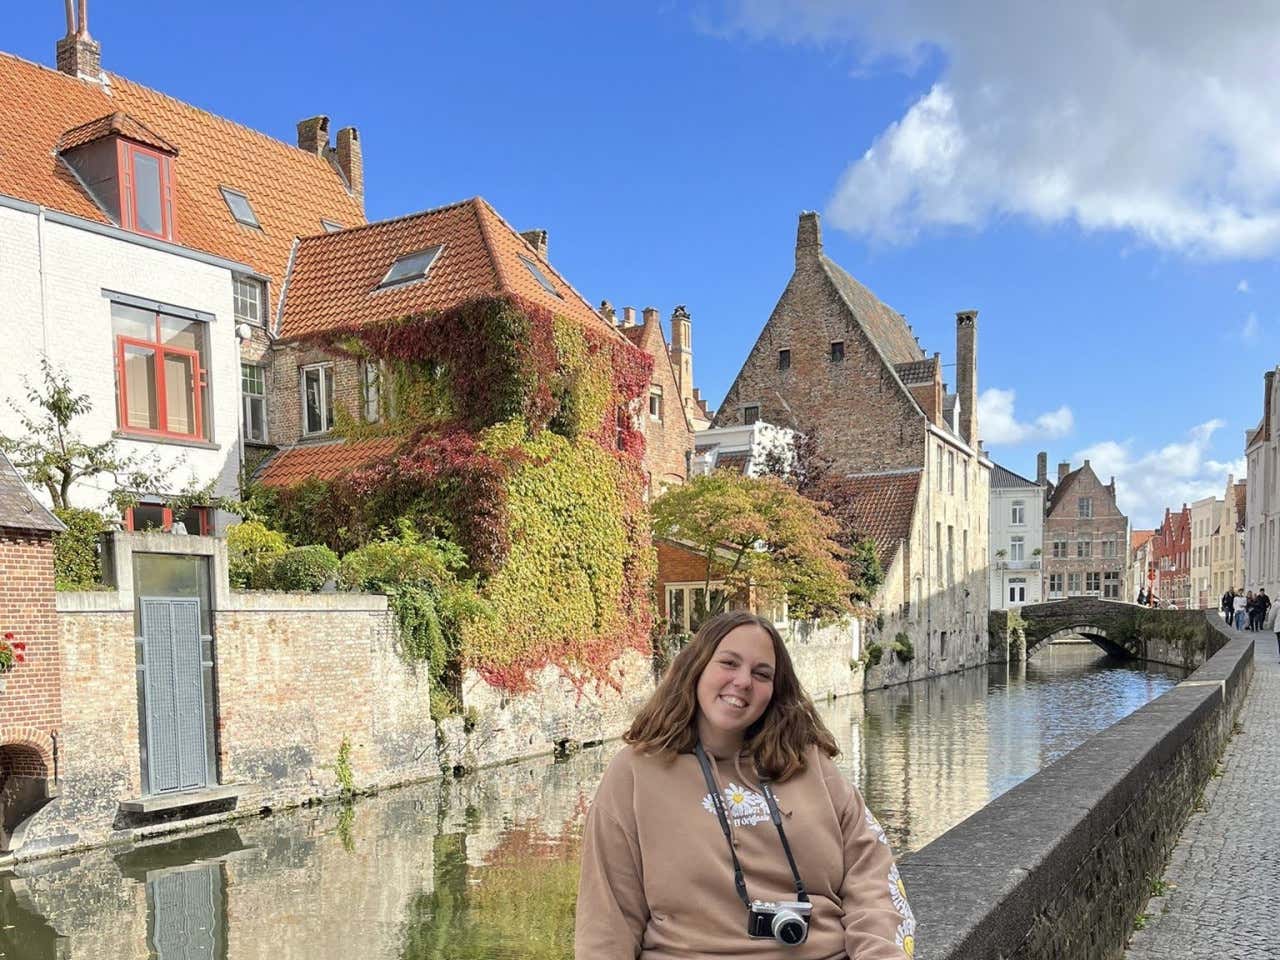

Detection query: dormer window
xmin=377 ymin=246 xmax=443 ymax=289
xmin=519 ymin=255 xmax=562 ymax=298
xmin=220 ymin=187 xmax=260 ymax=228
xmin=58 ymin=113 xmax=178 ymax=242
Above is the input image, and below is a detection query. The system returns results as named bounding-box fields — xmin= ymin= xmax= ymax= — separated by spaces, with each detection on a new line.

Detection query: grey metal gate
xmin=140 ymin=597 xmax=208 ymax=794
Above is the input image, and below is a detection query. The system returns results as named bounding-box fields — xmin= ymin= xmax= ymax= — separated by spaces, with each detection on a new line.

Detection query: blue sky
xmin=9 ymin=2 xmax=1277 ymax=527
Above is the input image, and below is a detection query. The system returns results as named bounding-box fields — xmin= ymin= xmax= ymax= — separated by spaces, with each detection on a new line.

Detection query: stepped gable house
xmin=712 ymin=211 xmax=992 ymax=676
xmin=0 ymin=18 xmax=363 ymax=530
xmin=1040 ymin=457 xmax=1129 ymax=600
xmin=1150 ymin=504 xmax=1192 ymax=607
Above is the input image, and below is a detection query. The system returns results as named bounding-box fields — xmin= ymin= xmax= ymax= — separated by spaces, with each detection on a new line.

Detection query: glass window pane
xmin=112 ymin=302 xmax=155 ymax=340
xmin=668 ymin=588 xmax=685 ymax=632
xmin=123 ymin=344 xmax=159 ymax=429
xmin=132 ymin=150 xmax=164 ymax=235
xmin=159 ymin=315 xmax=201 ymax=351
xmin=240 ymin=363 xmax=264 ymax=396
xmin=164 ymin=352 xmax=197 ymax=435
xmin=247 ymin=397 xmax=266 ymax=441
xmin=131 ymin=505 xmax=166 ymax=531
xmin=324 ymin=367 xmax=335 ymax=431
xmin=691 ymin=588 xmax=708 ymax=631
xmin=304 ymin=368 xmax=323 ymax=434
xmin=380 ymin=247 xmax=441 ymax=287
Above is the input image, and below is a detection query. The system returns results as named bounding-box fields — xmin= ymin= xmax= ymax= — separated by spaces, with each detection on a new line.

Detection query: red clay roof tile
xmin=59 ymin=111 xmax=177 ymax=153
xmin=256 ymin=437 xmax=402 ymax=488
xmin=0 ymin=52 xmax=364 ymax=313
xmin=831 ymin=469 xmax=922 ymax=570
xmin=277 ymin=197 xmax=609 ymax=341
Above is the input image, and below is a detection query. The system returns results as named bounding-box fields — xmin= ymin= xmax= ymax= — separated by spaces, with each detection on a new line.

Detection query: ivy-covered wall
xmin=264 ymin=295 xmax=654 ymax=693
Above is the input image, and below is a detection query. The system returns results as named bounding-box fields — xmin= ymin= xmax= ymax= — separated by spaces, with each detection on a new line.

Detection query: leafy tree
xmin=0 ymin=359 xmax=163 ymax=512
xmin=651 ymin=472 xmax=853 ymax=620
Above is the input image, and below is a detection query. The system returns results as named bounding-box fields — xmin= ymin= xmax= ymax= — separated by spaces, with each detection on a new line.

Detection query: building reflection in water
xmin=0 ymin=645 xmax=1180 ymax=959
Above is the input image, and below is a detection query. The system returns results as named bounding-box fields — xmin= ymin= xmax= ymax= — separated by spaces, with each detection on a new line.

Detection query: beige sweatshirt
xmin=575 ymin=744 xmax=914 ymax=959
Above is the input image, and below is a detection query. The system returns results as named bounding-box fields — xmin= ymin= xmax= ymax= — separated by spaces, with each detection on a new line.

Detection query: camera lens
xmin=773 ymin=911 xmax=806 ymax=945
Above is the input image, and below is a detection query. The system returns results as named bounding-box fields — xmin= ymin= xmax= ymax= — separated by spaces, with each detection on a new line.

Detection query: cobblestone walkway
xmin=1124 ymin=625 xmax=1279 ymax=960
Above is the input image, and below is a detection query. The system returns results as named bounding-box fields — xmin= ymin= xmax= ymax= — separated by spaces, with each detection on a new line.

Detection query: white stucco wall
xmin=1245 ymin=370 xmax=1279 ymax=597
xmin=0 ymin=203 xmax=242 ymax=522
xmin=988 ymin=480 xmax=1045 ymax=610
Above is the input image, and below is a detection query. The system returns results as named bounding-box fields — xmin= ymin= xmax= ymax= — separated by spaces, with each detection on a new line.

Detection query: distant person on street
xmin=1246 ymin=591 xmax=1258 ymax=630
xmin=1137 ymin=587 xmax=1147 ymax=606
xmin=1256 ymin=588 xmax=1271 ymax=631
xmin=1233 ymin=589 xmax=1248 ymax=630
xmin=1222 ymin=589 xmax=1234 ymax=623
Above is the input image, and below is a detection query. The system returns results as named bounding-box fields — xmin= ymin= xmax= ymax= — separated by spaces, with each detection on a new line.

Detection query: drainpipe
xmin=50 ymin=731 xmax=59 ymax=785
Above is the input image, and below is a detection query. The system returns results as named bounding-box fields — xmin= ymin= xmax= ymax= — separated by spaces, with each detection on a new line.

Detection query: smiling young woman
xmin=575 ymin=611 xmax=916 ymax=959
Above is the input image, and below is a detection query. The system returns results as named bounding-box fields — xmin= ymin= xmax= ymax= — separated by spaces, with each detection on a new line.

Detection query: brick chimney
xmin=669 ymin=305 xmax=693 ymax=406
xmin=1058 ymin=461 xmax=1070 ymax=482
xmin=955 ymin=310 xmax=978 ymax=447
xmin=335 ymin=127 xmax=363 ymax=212
xmin=521 ymin=229 xmax=548 ymax=258
xmin=622 ymin=307 xmax=636 ymax=328
xmin=56 ymin=0 xmax=102 ymax=82
xmin=297 ymin=116 xmax=330 ymax=156
xmin=1264 ymin=369 xmax=1275 ymax=442
xmin=796 ymin=211 xmax=822 ymax=266
xmin=1036 ymin=451 xmax=1048 ymax=486
xmin=642 ymin=306 xmax=660 ymax=329
xmin=599 ymin=300 xmax=617 ymax=325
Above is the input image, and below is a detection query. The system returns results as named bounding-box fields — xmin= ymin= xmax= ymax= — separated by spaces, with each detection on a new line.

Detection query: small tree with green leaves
xmin=0 ymin=359 xmax=164 ymax=513
xmin=650 ymin=472 xmax=853 ymax=621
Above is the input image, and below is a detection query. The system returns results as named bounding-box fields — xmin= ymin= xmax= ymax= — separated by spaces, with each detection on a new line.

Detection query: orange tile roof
xmin=1130 ymin=530 xmax=1154 ymax=552
xmin=0 ymin=52 xmax=364 ymax=312
xmin=825 ymin=469 xmax=922 ymax=570
xmin=58 ymin=111 xmax=176 ymax=153
xmin=277 ymin=197 xmax=609 ymax=341
xmin=256 ymin=437 xmax=402 ymax=488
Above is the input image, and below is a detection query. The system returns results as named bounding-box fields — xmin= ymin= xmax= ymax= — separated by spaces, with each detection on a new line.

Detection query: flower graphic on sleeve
xmin=865 ymin=806 xmax=890 ymax=845
xmin=888 ymin=863 xmax=913 ymax=920
xmin=895 ymin=916 xmax=916 ymax=958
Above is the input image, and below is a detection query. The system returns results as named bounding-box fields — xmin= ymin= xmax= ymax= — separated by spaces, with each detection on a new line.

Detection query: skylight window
xmin=377 ymin=246 xmax=443 ymax=289
xmin=519 ymin=255 xmax=561 ymax=298
xmin=321 ymin=219 xmax=344 ymax=233
xmin=220 ymin=186 xmax=260 ymax=228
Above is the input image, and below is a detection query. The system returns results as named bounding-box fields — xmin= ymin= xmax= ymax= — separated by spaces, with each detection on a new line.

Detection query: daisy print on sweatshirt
xmin=701 ymin=783 xmax=772 ymax=827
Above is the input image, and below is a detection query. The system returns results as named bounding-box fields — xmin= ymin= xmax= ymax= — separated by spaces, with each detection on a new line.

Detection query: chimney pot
xmin=335 ymin=126 xmax=363 ymax=213
xmin=642 ymin=307 xmax=660 ymax=328
xmin=56 ymin=0 xmax=102 ymax=81
xmin=795 ymin=211 xmax=822 ymax=265
xmin=955 ymin=310 xmax=978 ymax=446
xmin=599 ymin=300 xmax=616 ymax=324
xmin=297 ymin=116 xmax=330 ymax=157
xmin=520 ymin=229 xmax=548 ymax=258
xmin=622 ymin=307 xmax=636 ymax=328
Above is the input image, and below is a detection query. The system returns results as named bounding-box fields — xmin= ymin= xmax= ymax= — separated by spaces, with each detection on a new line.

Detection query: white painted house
xmin=989 ymin=463 xmax=1046 ymax=609
xmin=1245 ymin=368 xmax=1280 ymax=596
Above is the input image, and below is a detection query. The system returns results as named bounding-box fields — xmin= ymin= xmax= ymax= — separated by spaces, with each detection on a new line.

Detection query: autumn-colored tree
xmin=650 ymin=472 xmax=853 ymax=620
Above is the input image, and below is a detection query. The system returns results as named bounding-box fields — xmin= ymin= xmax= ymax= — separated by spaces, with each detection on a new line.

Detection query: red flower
xmin=2 ymin=632 xmax=12 ymax=641
xmin=13 ymin=642 xmax=24 ymax=651
xmin=14 ymin=654 xmax=24 ymax=664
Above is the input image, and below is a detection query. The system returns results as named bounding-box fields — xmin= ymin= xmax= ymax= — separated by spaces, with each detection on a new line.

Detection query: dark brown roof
xmin=821 ymin=258 xmax=925 ymax=367
xmin=829 ymin=469 xmax=921 ymax=569
xmin=893 ymin=357 xmax=936 ymax=385
xmin=278 ymin=197 xmax=607 ymax=341
xmin=0 ymin=451 xmax=63 ymax=534
xmin=991 ymin=463 xmax=1040 ymax=489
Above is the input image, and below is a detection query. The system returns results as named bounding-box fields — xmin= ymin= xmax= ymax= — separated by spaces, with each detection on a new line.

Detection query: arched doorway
xmin=0 ymin=741 xmax=53 ymax=852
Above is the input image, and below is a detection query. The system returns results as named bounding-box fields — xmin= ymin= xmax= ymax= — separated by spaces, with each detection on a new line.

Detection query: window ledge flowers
xmin=0 ymin=632 xmax=27 ymax=673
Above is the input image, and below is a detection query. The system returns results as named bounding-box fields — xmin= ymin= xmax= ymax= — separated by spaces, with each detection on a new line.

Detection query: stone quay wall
xmin=901 ymin=614 xmax=1251 ymax=960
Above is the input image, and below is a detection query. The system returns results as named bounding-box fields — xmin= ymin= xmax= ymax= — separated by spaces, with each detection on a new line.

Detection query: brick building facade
xmin=712 ymin=212 xmax=991 ymax=678
xmin=0 ymin=452 xmax=64 ymax=850
xmin=1041 ymin=458 xmax=1129 ymax=601
xmin=1151 ymin=504 xmax=1192 ymax=607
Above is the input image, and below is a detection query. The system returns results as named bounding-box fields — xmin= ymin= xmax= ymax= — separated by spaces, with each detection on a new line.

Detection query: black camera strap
xmin=694 ymin=742 xmax=809 ymax=908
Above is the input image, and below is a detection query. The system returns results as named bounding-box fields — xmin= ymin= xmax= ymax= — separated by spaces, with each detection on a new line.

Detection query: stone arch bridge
xmin=992 ymin=597 xmax=1225 ymax=669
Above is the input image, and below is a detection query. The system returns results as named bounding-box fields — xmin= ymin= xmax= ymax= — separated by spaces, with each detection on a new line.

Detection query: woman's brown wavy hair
xmin=625 ymin=611 xmax=838 ymax=782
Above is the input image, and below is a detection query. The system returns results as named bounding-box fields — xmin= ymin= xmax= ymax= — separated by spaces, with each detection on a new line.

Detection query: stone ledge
xmin=900 ymin=615 xmax=1253 ymax=960
xmin=118 ymin=785 xmax=245 ymax=814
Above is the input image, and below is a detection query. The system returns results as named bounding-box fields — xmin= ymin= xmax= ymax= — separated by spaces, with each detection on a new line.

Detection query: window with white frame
xmin=361 ymin=360 xmax=395 ymax=423
xmin=1010 ymin=536 xmax=1025 ymax=561
xmin=1077 ymin=539 xmax=1092 ymax=558
xmin=1086 ymin=571 xmax=1101 ymax=593
xmin=1102 ymin=538 xmax=1117 ymax=558
xmin=1103 ymin=572 xmax=1121 ymax=598
xmin=1067 ymin=572 xmax=1082 ymax=594
xmin=300 ymin=363 xmax=335 ymax=436
xmin=1009 ymin=577 xmax=1026 ymax=603
xmin=1049 ymin=573 xmax=1064 ymax=596
xmin=649 ymin=385 xmax=663 ymax=421
xmin=666 ymin=582 xmax=733 ymax=634
xmin=948 ymin=451 xmax=955 ymax=494
xmin=1078 ymin=496 xmax=1093 ymax=518
xmin=241 ymin=363 xmax=267 ymax=442
xmin=1052 ymin=539 xmax=1068 ymax=558
xmin=936 ymin=446 xmax=943 ymax=489
xmin=233 ymin=275 xmax=264 ymax=326
xmin=1011 ymin=500 xmax=1025 ymax=525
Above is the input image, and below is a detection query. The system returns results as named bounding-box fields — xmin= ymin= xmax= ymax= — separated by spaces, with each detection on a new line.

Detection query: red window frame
xmin=118 ymin=140 xmax=176 ymax=241
xmin=124 ymin=505 xmax=211 ymax=535
xmin=115 ymin=314 xmax=207 ymax=441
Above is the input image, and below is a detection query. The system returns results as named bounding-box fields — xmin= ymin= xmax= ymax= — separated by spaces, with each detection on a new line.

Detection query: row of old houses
xmin=0 ymin=15 xmax=997 ymax=857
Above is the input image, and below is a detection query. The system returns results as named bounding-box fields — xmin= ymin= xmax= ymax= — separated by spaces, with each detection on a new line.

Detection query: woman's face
xmin=695 ymin=624 xmax=776 ymax=746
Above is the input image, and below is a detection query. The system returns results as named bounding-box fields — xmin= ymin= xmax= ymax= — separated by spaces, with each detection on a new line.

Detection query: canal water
xmin=1 ymin=645 xmax=1183 ymax=959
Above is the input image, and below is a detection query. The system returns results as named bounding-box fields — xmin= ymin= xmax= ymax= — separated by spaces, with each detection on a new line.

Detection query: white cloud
xmin=1073 ymin=420 xmax=1243 ymax=528
xmin=714 ymin=1 xmax=1280 ymax=257
xmin=978 ymin=388 xmax=1073 ymax=446
xmin=1238 ymin=279 xmax=1251 ymax=293
xmin=1243 ymin=312 xmax=1261 ymax=339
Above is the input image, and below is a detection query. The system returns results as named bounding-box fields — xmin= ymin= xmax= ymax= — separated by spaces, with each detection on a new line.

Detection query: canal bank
xmin=0 ymin=646 xmax=1181 ymax=958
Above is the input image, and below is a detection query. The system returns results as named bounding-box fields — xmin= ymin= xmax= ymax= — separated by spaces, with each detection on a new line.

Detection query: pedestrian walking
xmin=1221 ymin=589 xmax=1234 ymax=624
xmin=575 ymin=611 xmax=915 ymax=958
xmin=1257 ymin=588 xmax=1271 ymax=631
xmin=1247 ymin=591 xmax=1259 ymax=630
xmin=1137 ymin=587 xmax=1147 ymax=606
xmin=1233 ymin=589 xmax=1248 ymax=630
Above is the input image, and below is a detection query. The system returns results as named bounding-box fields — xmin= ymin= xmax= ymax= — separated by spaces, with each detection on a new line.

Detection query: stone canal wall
xmin=901 ymin=613 xmax=1252 ymax=960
